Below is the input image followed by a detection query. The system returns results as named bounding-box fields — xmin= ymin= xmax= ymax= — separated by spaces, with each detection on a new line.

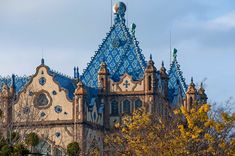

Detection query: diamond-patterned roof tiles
xmin=81 ymin=13 xmax=147 ymax=90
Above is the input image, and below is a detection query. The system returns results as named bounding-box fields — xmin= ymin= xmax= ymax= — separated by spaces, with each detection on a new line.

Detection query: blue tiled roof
xmin=0 ymin=75 xmax=30 ymax=93
xmin=168 ymin=52 xmax=187 ymax=105
xmin=81 ymin=13 xmax=147 ymax=91
xmin=0 ymin=68 xmax=76 ymax=101
xmin=49 ymin=69 xmax=76 ymax=101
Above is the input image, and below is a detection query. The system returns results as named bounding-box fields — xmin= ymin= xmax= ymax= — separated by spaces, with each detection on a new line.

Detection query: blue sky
xmin=0 ymin=0 xmax=235 ymax=106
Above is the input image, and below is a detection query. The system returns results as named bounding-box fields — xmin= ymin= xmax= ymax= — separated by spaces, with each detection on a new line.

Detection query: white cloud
xmin=206 ymin=11 xmax=235 ymax=30
xmin=0 ymin=0 xmax=66 ymax=18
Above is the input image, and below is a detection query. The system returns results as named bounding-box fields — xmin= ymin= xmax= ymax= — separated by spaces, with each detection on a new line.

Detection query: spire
xmin=186 ymin=77 xmax=196 ymax=94
xmin=11 ymin=74 xmax=15 ymax=89
xmin=160 ymin=61 xmax=168 ymax=79
xmin=131 ymin=23 xmax=136 ymax=35
xmin=76 ymin=67 xmax=79 ymax=79
xmin=41 ymin=58 xmax=45 ymax=65
xmin=150 ymin=54 xmax=152 ymax=60
xmin=198 ymin=82 xmax=208 ymax=103
xmin=190 ymin=77 xmax=195 ymax=86
xmin=147 ymin=54 xmax=154 ymax=66
xmin=189 ymin=77 xmax=196 ymax=88
xmin=198 ymin=82 xmax=205 ymax=93
xmin=74 ymin=67 xmax=76 ymax=79
xmin=145 ymin=54 xmax=156 ymax=73
xmin=173 ymin=48 xmax=177 ymax=61
xmin=200 ymin=82 xmax=203 ymax=88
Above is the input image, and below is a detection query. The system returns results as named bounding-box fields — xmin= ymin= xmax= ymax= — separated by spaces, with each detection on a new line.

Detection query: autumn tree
xmin=105 ymin=104 xmax=235 ymax=156
xmin=67 ymin=142 xmax=81 ymax=156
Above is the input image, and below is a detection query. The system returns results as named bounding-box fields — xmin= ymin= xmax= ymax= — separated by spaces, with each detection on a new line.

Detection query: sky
xmin=0 ymin=0 xmax=235 ymax=107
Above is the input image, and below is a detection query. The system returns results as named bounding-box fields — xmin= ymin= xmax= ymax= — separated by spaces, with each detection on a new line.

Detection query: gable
xmin=168 ymin=50 xmax=187 ymax=105
xmin=13 ymin=65 xmax=75 ymax=122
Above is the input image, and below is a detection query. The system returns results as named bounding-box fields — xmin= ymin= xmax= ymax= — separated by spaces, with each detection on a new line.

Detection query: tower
xmin=74 ymin=81 xmax=86 ymax=123
xmin=0 ymin=74 xmax=15 ymax=132
xmin=160 ymin=61 xmax=169 ymax=98
xmin=184 ymin=77 xmax=197 ymax=111
xmin=197 ymin=83 xmax=208 ymax=104
xmin=98 ymin=62 xmax=110 ymax=129
xmin=98 ymin=62 xmax=109 ymax=95
xmin=144 ymin=54 xmax=157 ymax=113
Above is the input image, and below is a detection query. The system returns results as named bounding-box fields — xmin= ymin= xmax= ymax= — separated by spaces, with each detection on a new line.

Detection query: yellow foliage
xmin=105 ymin=104 xmax=235 ymax=156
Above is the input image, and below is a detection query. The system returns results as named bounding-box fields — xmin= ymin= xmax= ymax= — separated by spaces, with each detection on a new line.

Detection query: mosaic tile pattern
xmin=81 ymin=15 xmax=147 ymax=90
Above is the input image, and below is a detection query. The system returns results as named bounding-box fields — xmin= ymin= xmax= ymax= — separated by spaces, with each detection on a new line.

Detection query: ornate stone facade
xmin=0 ymin=2 xmax=207 ymax=156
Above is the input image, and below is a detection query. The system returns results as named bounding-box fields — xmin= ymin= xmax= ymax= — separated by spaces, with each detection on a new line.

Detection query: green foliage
xmin=67 ymin=142 xmax=81 ymax=156
xmin=7 ymin=132 xmax=20 ymax=144
xmin=12 ymin=143 xmax=29 ymax=156
xmin=1 ymin=144 xmax=14 ymax=156
xmin=0 ymin=137 xmax=7 ymax=149
xmin=25 ymin=132 xmax=39 ymax=147
xmin=0 ymin=143 xmax=29 ymax=156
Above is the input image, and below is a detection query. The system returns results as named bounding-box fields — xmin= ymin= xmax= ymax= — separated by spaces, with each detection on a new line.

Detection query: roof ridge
xmin=128 ymin=25 xmax=147 ymax=71
xmin=49 ymin=69 xmax=73 ymax=80
xmin=170 ymin=59 xmax=187 ymax=93
xmin=81 ymin=12 xmax=147 ymax=88
xmin=80 ymin=26 xmax=115 ymax=79
xmin=110 ymin=21 xmax=146 ymax=77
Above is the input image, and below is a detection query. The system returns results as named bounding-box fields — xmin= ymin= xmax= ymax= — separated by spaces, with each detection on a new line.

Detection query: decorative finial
xmin=200 ymin=82 xmax=204 ymax=89
xmin=131 ymin=23 xmax=136 ymax=35
xmin=76 ymin=67 xmax=79 ymax=79
xmin=162 ymin=61 xmax=164 ymax=67
xmin=173 ymin=48 xmax=177 ymax=61
xmin=74 ymin=67 xmax=76 ymax=79
xmin=113 ymin=2 xmax=126 ymax=16
xmin=191 ymin=77 xmax=194 ymax=84
xmin=41 ymin=58 xmax=45 ymax=65
xmin=150 ymin=54 xmax=152 ymax=60
xmin=11 ymin=74 xmax=16 ymax=89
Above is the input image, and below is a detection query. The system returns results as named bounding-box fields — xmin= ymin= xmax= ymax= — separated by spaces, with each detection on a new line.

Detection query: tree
xmin=105 ymin=104 xmax=235 ymax=156
xmin=0 ymin=143 xmax=28 ymax=156
xmin=67 ymin=142 xmax=81 ymax=156
xmin=7 ymin=131 xmax=20 ymax=144
xmin=174 ymin=104 xmax=235 ymax=155
xmin=1 ymin=144 xmax=14 ymax=156
xmin=10 ymin=143 xmax=29 ymax=156
xmin=25 ymin=132 xmax=39 ymax=153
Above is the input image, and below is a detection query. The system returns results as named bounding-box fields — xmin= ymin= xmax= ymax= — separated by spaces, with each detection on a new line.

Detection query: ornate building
xmin=0 ymin=2 xmax=207 ymax=156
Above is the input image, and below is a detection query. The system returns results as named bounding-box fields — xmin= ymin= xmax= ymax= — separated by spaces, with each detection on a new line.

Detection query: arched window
xmin=55 ymin=148 xmax=62 ymax=156
xmin=135 ymin=99 xmax=142 ymax=110
xmin=111 ymin=100 xmax=119 ymax=116
xmin=123 ymin=100 xmax=131 ymax=114
xmin=189 ymin=97 xmax=193 ymax=105
xmin=100 ymin=78 xmax=104 ymax=92
xmin=34 ymin=140 xmax=51 ymax=155
xmin=148 ymin=76 xmax=152 ymax=91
